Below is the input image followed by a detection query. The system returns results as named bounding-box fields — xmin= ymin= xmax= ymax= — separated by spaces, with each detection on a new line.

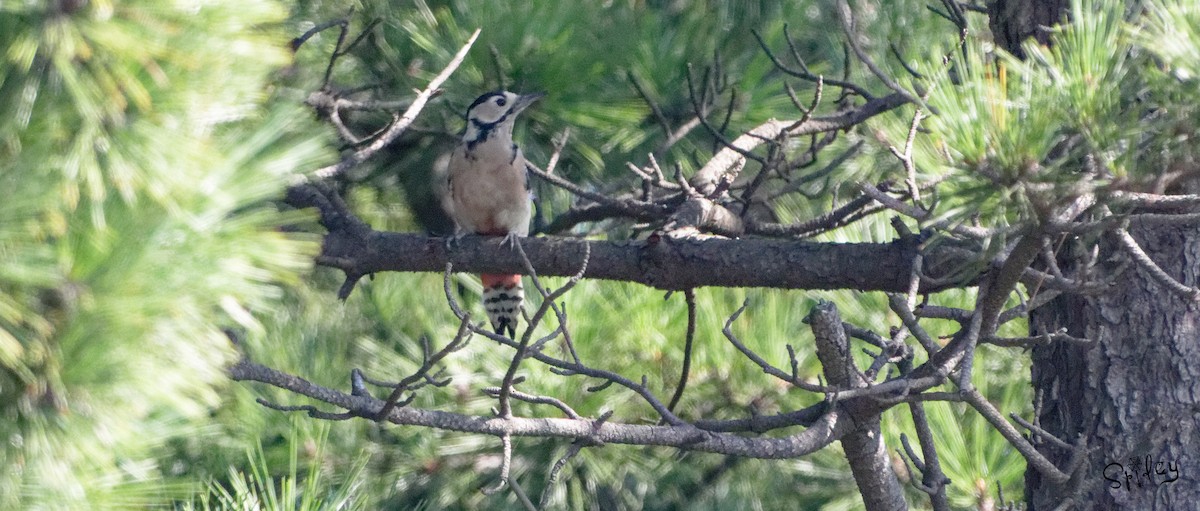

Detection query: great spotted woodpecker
xmin=444 ymin=90 xmax=542 ymax=337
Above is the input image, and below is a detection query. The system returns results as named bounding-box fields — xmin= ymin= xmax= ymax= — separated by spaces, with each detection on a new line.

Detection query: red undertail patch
xmin=481 ymin=273 xmax=522 ymax=289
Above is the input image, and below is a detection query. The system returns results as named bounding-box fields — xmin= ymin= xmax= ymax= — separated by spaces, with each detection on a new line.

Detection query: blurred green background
xmin=5 ymin=0 xmax=1195 ymax=509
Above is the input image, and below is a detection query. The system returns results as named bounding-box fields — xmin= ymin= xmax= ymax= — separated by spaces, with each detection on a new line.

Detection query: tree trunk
xmin=986 ymin=2 xmax=1198 ymax=507
xmin=987 ymin=0 xmax=1067 ymax=59
xmin=1027 ymin=226 xmax=1200 ymax=508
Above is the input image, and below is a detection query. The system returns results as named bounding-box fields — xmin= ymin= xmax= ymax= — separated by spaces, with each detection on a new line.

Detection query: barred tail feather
xmin=481 ymin=273 xmax=523 ymax=337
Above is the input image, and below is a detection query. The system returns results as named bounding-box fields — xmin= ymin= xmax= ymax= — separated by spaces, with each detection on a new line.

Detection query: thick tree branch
xmin=808 ymin=301 xmax=908 ymax=511
xmin=304 ymin=218 xmax=973 ymax=295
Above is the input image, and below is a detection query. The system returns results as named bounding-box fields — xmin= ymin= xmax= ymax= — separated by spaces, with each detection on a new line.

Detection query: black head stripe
xmin=469 ymin=118 xmax=494 ymax=148
xmin=476 ymin=110 xmax=513 ymax=130
xmin=466 ymin=90 xmax=507 ymax=118
xmin=468 ymin=112 xmax=517 ymax=150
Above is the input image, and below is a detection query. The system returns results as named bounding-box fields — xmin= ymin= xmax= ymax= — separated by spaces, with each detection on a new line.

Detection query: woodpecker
xmin=444 ymin=90 xmax=542 ymax=337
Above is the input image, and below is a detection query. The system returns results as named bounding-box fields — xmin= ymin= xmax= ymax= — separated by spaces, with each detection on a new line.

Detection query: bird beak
xmin=512 ymin=92 xmax=545 ymax=114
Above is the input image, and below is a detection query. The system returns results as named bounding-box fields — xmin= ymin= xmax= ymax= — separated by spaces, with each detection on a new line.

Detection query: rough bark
xmin=284 ymin=181 xmax=975 ymax=295
xmin=311 ymin=216 xmax=973 ymax=294
xmin=986 ymin=1 xmax=1198 ymax=507
xmin=810 ymin=302 xmax=908 ymax=511
xmin=987 ymin=0 xmax=1067 ymax=59
xmin=689 ymin=93 xmax=910 ymax=196
xmin=1027 ymin=226 xmax=1200 ymax=509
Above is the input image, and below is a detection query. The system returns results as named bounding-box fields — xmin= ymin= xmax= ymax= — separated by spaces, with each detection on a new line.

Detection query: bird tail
xmin=481 ymin=273 xmax=523 ymax=337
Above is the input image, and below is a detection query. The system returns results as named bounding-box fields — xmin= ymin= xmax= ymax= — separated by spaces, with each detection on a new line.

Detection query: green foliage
xmin=1130 ymin=0 xmax=1200 ymax=192
xmin=349 ymin=277 xmax=872 ymax=510
xmin=9 ymin=1 xmax=1197 ymax=509
xmin=0 ymin=1 xmax=328 ymax=508
xmin=296 ymin=1 xmax=847 ymax=235
xmin=913 ymin=0 xmax=1200 ymax=227
xmin=360 ymin=0 xmax=805 ymax=163
xmin=882 ymin=344 xmax=1030 ymax=509
xmin=187 ymin=423 xmax=369 ymax=511
xmin=1138 ymin=0 xmax=1200 ymax=83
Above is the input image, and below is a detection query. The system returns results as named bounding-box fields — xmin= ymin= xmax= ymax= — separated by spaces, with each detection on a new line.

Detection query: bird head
xmin=463 ymin=90 xmax=543 ymax=144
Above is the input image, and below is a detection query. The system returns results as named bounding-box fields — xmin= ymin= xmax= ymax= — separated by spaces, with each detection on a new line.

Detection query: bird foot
xmin=500 ymin=232 xmax=522 ymax=250
xmin=444 ymin=232 xmax=466 ymax=250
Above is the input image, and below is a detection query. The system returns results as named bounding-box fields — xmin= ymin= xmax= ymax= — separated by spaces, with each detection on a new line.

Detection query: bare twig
xmin=752 ymin=29 xmax=874 ymax=98
xmin=889 ymin=43 xmax=925 ymax=80
xmin=292 ymin=17 xmax=349 ymax=52
xmin=540 ymin=411 xmax=612 ymax=507
xmin=908 ymin=402 xmax=952 ymax=510
xmin=722 ymin=300 xmax=827 ymax=392
xmin=626 ymin=160 xmax=683 ymax=192
xmin=528 ymin=162 xmax=669 ymax=218
xmin=787 ymin=77 xmax=823 ymax=131
xmin=664 ymin=289 xmax=698 ymax=418
xmin=482 ymin=388 xmax=582 ymax=419
xmin=307 ymin=28 xmax=482 ymax=180
xmin=1109 ymin=191 xmax=1200 ymax=211
xmin=495 ymin=252 xmax=538 ymax=417
xmin=233 ymin=358 xmax=849 ymax=458
xmin=983 ymin=331 xmax=1092 ymax=348
xmin=769 ymin=140 xmax=864 ymax=200
xmin=446 ymin=244 xmax=683 ymax=425
xmin=962 ymin=387 xmax=1071 ymax=484
xmin=691 ymin=93 xmax=910 ymax=196
xmin=888 ymin=293 xmax=940 ymax=356
xmin=540 ymin=441 xmax=586 ymax=508
xmin=1011 ymin=412 xmax=1073 ymax=451
xmin=255 ymin=397 xmax=354 ymax=421
xmin=515 ymin=238 xmax=589 ymax=363
xmin=545 ymin=128 xmax=571 ymax=175
xmin=887 ymin=108 xmax=926 ymax=204
xmin=305 ymin=92 xmax=413 ymax=113
xmin=482 ymin=433 xmax=513 ymax=495
xmin=509 ymin=478 xmax=537 ymax=511
xmin=835 ymin=0 xmax=924 ymax=107
xmin=725 ymin=300 xmax=945 ymax=402
xmin=897 ymin=440 xmax=939 ymax=495
xmin=1115 ymin=228 xmax=1200 ymax=300
xmin=857 ymin=181 xmax=992 ymax=238
xmin=750 ymin=195 xmax=879 ymax=238
xmin=686 ymin=64 xmax=768 ymax=174
xmin=629 ymin=71 xmax=674 ymax=140
xmin=922 ymin=287 xmax=1064 ymax=327
xmin=497 ymin=236 xmax=588 ymax=418
xmin=842 ymin=323 xmax=889 ymax=348
xmin=376 ymin=314 xmax=474 ymax=420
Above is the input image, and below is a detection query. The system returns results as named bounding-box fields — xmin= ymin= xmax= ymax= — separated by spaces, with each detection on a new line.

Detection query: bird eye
xmin=495 ymin=97 xmax=507 ymax=106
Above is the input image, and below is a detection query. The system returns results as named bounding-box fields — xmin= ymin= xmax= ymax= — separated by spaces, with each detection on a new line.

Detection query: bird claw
xmin=444 ymin=232 xmax=466 ymax=250
xmin=500 ymin=232 xmax=521 ymax=250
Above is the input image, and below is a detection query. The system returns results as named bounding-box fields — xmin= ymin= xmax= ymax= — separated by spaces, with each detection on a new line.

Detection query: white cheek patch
xmin=472 ymin=105 xmax=507 ymax=125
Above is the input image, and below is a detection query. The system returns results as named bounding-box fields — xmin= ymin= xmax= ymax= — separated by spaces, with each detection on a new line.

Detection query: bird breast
xmin=448 ymin=141 xmax=530 ymax=236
